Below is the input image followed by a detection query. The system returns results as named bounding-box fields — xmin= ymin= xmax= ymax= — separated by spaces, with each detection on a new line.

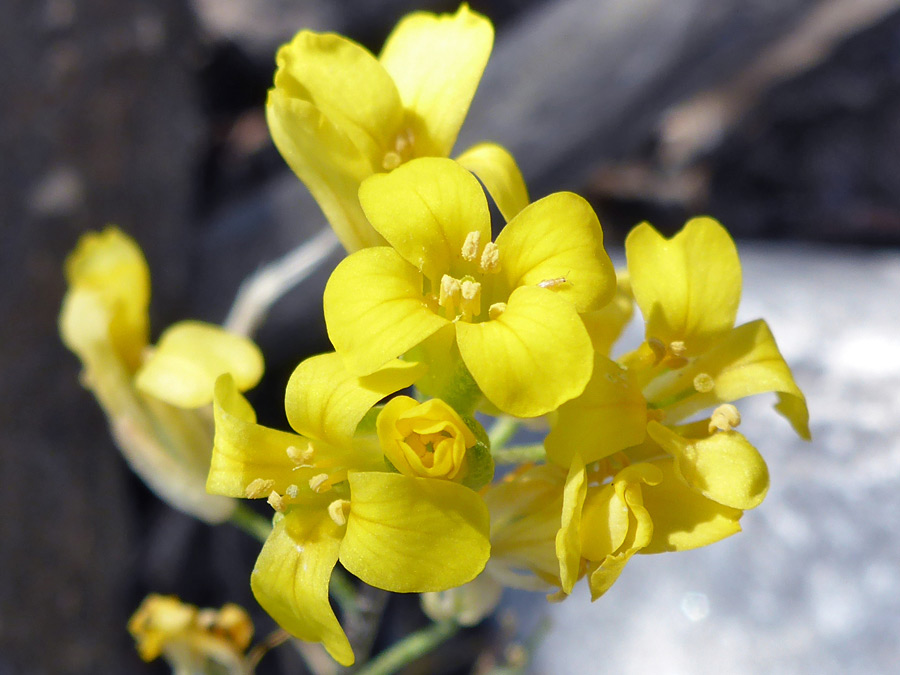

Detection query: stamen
xmin=267 ymin=490 xmax=285 ymax=513
xmin=439 ymin=274 xmax=461 ymax=315
xmin=709 ymin=404 xmax=741 ymax=433
xmin=461 ymin=231 xmax=481 ymax=261
xmin=480 ymin=242 xmax=500 ymax=272
xmin=488 ymin=302 xmax=507 ymax=320
xmin=693 ymin=373 xmax=715 ymax=393
xmin=285 ymin=484 xmax=299 ymax=499
xmin=286 ymin=443 xmax=314 ymax=466
xmin=327 ymin=499 xmax=350 ymax=527
xmin=382 ymin=151 xmax=402 ymax=171
xmin=245 ymin=478 xmax=274 ymax=499
xmin=308 ymin=473 xmax=332 ymax=493
xmin=459 ymin=280 xmax=482 ymax=320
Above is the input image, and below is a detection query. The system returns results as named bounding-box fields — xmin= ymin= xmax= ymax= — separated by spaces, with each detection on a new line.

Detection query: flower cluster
xmin=60 ymin=4 xmax=809 ymax=669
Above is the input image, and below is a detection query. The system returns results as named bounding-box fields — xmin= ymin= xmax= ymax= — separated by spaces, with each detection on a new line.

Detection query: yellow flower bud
xmin=376 ymin=396 xmax=476 ymax=481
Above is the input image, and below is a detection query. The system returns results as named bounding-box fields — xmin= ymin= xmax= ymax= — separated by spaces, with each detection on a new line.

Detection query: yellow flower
xmin=207 ymin=352 xmax=490 ymax=666
xmin=268 ymin=4 xmax=528 ymax=252
xmin=128 ymin=594 xmax=253 ymax=674
xmin=377 ymin=395 xmax=489 ymax=484
xmin=545 ymin=217 xmax=809 ymax=468
xmin=324 ymin=158 xmax=615 ymax=417
xmin=554 ymin=434 xmax=765 ymax=601
xmin=60 ymin=228 xmax=264 ymax=522
xmin=481 ymin=463 xmax=571 ymax=593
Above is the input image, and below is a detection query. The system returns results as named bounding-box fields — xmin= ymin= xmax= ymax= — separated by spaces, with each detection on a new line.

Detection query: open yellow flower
xmin=268 ymin=4 xmax=528 ymax=252
xmin=129 ymin=594 xmax=253 ymax=675
xmin=207 ymin=352 xmax=490 ymax=666
xmin=545 ymin=217 xmax=809 ymax=468
xmin=324 ymin=157 xmax=615 ymax=417
xmin=60 ymin=228 xmax=263 ymax=522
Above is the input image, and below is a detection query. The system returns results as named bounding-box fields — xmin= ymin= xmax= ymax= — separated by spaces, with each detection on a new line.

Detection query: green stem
xmin=229 ymin=503 xmax=272 ymax=544
xmin=355 ymin=621 xmax=459 ymax=675
xmin=492 ymin=443 xmax=546 ymax=465
xmin=488 ymin=416 xmax=521 ymax=451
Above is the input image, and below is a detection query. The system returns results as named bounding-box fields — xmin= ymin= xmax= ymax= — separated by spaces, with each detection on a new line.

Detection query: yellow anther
xmin=308 ymin=473 xmax=332 ymax=493
xmin=480 ymin=242 xmax=500 ymax=272
xmin=267 ymin=490 xmax=285 ymax=513
xmin=488 ymin=302 xmax=507 ymax=320
xmin=327 ymin=499 xmax=351 ymax=527
xmin=693 ymin=372 xmax=715 ymax=393
xmin=709 ymin=403 xmax=741 ymax=433
xmin=286 ymin=484 xmax=299 ymax=499
xmin=439 ymin=274 xmax=461 ymax=313
xmin=244 ymin=478 xmax=274 ymax=499
xmin=286 ymin=443 xmax=314 ymax=466
xmin=669 ymin=340 xmax=687 ymax=357
xmin=461 ymin=231 xmax=482 ymax=261
xmin=459 ymin=280 xmax=482 ymax=320
xmin=382 ymin=151 xmax=402 ymax=171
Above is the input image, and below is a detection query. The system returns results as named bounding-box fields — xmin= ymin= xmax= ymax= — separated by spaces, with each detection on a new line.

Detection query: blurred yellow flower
xmin=268 ymin=4 xmax=528 ymax=251
xmin=60 ymin=228 xmax=263 ymax=522
xmin=207 ymin=352 xmax=490 ymax=666
xmin=129 ymin=594 xmax=253 ymax=674
xmin=324 ymin=158 xmax=615 ymax=417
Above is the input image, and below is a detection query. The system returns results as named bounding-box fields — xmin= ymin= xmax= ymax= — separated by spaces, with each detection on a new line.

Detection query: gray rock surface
xmin=523 ymin=244 xmax=900 ymax=675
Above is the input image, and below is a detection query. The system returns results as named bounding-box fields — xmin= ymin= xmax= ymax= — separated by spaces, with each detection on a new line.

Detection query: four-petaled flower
xmin=208 ymin=352 xmax=490 ymax=665
xmin=324 ymin=157 xmax=615 ymax=417
xmin=268 ymin=4 xmax=528 ymax=252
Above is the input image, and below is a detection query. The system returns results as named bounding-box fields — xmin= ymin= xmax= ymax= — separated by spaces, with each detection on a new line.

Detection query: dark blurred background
xmin=3 ymin=0 xmax=900 ymax=672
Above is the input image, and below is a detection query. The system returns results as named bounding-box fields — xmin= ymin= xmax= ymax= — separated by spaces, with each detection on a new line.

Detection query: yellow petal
xmin=64 ymin=227 xmax=150 ymax=371
xmin=456 ymin=285 xmax=593 ymax=417
xmin=639 ymin=459 xmax=743 ymax=554
xmin=495 ymin=192 xmax=615 ymax=313
xmin=266 ymin=90 xmax=382 ymax=252
xmin=358 ymin=158 xmax=491 ymax=283
xmin=208 ymin=374 xmax=310 ymax=498
xmin=484 ymin=464 xmax=567 ymax=591
xmin=135 ymin=321 xmax=263 ymax=409
xmin=456 ymin=142 xmax=529 ymax=222
xmin=251 ymin=507 xmax=354 ymax=666
xmin=647 ymin=319 xmax=810 ymax=440
xmin=273 ymin=31 xmax=402 ymax=166
xmin=324 ymin=247 xmax=449 ymax=375
xmin=626 ymin=217 xmax=741 ymax=355
xmin=583 ymin=463 xmax=659 ymax=600
xmin=340 ymin=472 xmax=490 ymax=592
xmin=379 ymin=4 xmax=493 ymax=157
xmin=580 ymin=486 xmax=629 ymax=564
xmin=555 ymin=455 xmax=587 ymax=594
xmin=647 ymin=422 xmax=769 ymax=510
xmin=285 ymin=352 xmax=425 ymax=448
xmin=581 ymin=270 xmax=634 ymax=356
xmin=545 ymin=354 xmax=647 ymax=467
xmin=586 ymin=554 xmax=629 ymax=601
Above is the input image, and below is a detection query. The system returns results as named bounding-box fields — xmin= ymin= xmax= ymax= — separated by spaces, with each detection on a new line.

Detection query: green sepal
xmin=405 ymin=328 xmax=483 ymax=416
xmin=461 ymin=415 xmax=494 ymax=491
xmin=355 ymin=405 xmax=383 ymax=437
